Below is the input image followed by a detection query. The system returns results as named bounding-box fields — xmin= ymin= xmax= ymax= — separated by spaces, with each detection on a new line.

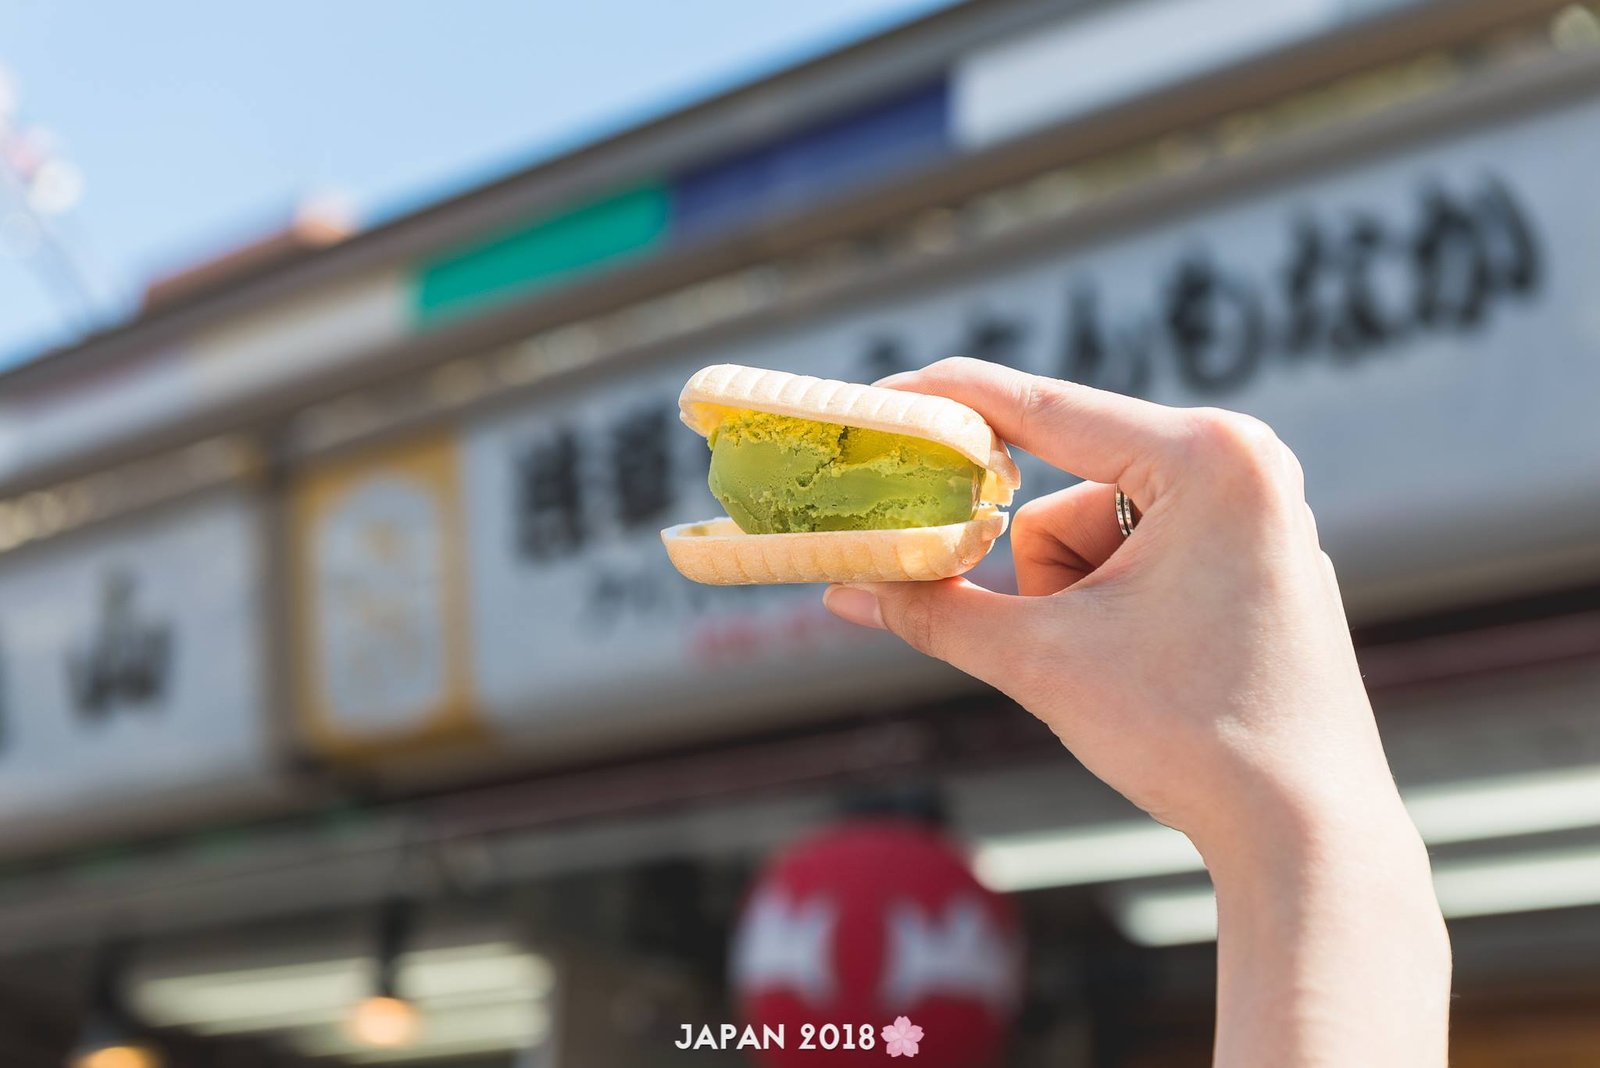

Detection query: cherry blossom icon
xmin=882 ymin=1016 xmax=924 ymax=1057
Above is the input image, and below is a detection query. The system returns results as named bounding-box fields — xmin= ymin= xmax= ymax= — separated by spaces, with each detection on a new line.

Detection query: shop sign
xmin=460 ymin=94 xmax=1600 ymax=735
xmin=290 ymin=434 xmax=480 ymax=757
xmin=0 ymin=493 xmax=274 ymax=840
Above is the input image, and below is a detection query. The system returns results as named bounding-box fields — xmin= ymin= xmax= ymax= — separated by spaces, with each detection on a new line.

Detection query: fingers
xmin=880 ymin=360 xmax=1317 ymax=534
xmin=1010 ymin=481 xmax=1126 ymax=596
xmin=875 ymin=357 xmax=1189 ymax=505
xmin=823 ymin=578 xmax=1043 ymax=692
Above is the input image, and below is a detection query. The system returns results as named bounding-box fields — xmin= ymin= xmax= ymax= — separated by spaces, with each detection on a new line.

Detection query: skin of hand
xmin=821 ymin=358 xmax=1451 ymax=1067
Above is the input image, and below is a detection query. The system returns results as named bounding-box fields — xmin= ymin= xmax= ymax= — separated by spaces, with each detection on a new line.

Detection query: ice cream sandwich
xmin=661 ymin=364 xmax=1021 ymax=584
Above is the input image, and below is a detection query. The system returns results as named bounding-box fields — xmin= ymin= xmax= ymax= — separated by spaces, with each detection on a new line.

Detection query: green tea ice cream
xmin=706 ymin=409 xmax=984 ymax=534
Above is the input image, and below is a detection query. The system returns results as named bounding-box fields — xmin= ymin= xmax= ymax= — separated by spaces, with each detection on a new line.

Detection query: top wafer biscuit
xmin=678 ymin=364 xmax=1021 ymax=505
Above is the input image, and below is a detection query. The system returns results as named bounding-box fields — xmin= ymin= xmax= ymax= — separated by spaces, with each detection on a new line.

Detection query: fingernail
xmin=872 ymin=372 xmax=913 ymax=387
xmin=823 ymin=585 xmax=885 ymax=629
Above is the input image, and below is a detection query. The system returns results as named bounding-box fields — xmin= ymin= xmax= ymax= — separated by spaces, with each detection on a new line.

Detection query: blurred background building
xmin=0 ymin=0 xmax=1599 ymax=1064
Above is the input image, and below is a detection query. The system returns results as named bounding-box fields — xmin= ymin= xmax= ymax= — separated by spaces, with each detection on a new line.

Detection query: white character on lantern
xmin=732 ymin=887 xmax=837 ymax=1005
xmin=880 ymin=896 xmax=1020 ymax=1011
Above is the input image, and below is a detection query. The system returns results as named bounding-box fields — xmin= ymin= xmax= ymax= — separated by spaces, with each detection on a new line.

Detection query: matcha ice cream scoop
xmin=707 ymin=409 xmax=984 ymax=534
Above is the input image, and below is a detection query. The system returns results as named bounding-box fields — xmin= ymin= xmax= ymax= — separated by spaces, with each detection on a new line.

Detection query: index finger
xmin=875 ymin=357 xmax=1187 ymax=505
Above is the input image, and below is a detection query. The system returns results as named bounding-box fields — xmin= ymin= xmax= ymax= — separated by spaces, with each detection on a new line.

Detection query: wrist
xmin=1177 ymin=713 xmax=1425 ymax=890
xmin=1197 ymin=780 xmax=1449 ymax=964
xmin=1195 ymin=780 xmax=1424 ymax=888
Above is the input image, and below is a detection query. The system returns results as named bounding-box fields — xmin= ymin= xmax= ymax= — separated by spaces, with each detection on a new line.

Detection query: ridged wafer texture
xmin=679 ymin=364 xmax=1020 ymax=505
xmin=661 ymin=509 xmax=1008 ymax=585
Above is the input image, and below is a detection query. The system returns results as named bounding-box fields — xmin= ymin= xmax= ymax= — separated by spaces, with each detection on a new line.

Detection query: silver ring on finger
xmin=1115 ymin=487 xmax=1140 ymax=538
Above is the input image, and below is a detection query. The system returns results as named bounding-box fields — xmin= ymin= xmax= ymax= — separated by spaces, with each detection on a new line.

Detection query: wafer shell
xmin=662 ymin=508 xmax=1008 ymax=585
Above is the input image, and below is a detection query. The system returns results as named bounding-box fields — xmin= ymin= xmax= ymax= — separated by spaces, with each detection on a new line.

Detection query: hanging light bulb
xmin=345 ymin=897 xmax=420 ymax=1050
xmin=344 ymin=994 xmax=420 ymax=1049
xmin=69 ymin=1044 xmax=163 ymax=1068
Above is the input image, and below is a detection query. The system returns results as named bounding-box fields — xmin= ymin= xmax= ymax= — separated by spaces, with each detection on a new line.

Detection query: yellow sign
xmin=290 ymin=433 xmax=479 ymax=759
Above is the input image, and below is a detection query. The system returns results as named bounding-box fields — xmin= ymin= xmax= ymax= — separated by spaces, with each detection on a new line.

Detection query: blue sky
xmin=0 ymin=0 xmax=955 ymax=368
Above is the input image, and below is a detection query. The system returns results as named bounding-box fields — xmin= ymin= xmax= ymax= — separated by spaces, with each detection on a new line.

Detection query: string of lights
xmin=0 ymin=62 xmax=104 ymax=332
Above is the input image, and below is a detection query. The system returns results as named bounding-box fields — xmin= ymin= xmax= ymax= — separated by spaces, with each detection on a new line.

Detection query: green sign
xmin=414 ymin=182 xmax=670 ymax=321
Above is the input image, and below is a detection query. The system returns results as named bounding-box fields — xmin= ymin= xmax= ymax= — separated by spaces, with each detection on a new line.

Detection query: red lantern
xmin=732 ymin=819 xmax=1021 ymax=1067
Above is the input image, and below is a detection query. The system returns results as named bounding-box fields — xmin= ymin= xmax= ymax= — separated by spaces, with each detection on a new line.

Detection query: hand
xmin=821 ymin=358 xmax=1450 ymax=1066
xmin=824 ymin=356 xmax=1385 ymax=847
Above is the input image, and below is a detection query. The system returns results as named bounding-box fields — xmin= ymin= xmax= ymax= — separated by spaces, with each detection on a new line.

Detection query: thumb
xmin=823 ymin=578 xmax=1038 ymax=689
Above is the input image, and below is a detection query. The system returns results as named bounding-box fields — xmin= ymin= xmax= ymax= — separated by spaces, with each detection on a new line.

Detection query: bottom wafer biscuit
xmin=661 ymin=507 xmax=1008 ymax=585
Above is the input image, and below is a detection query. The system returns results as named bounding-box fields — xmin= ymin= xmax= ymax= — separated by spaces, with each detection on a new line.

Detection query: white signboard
xmin=464 ymin=92 xmax=1600 ymax=744
xmin=0 ymin=492 xmax=277 ymax=846
xmin=953 ymin=0 xmax=1336 ymax=148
